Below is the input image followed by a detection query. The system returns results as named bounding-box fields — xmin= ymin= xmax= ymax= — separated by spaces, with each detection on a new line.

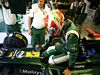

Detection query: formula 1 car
xmin=0 ymin=47 xmax=66 ymax=75
xmin=0 ymin=28 xmax=99 ymax=75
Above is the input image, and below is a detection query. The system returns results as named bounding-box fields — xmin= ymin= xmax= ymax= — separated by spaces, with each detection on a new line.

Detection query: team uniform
xmin=29 ymin=3 xmax=50 ymax=49
xmin=42 ymin=19 xmax=79 ymax=69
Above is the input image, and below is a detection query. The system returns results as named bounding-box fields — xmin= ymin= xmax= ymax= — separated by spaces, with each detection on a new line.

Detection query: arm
xmin=1 ymin=0 xmax=9 ymax=9
xmin=70 ymin=2 xmax=74 ymax=10
xmin=28 ymin=15 xmax=32 ymax=35
xmin=28 ymin=5 xmax=34 ymax=35
xmin=68 ymin=33 xmax=79 ymax=69
xmin=64 ymin=34 xmax=79 ymax=75
xmin=28 ymin=16 xmax=32 ymax=29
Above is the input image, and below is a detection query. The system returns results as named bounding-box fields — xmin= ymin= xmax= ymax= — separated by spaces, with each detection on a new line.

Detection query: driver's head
xmin=45 ymin=9 xmax=64 ymax=36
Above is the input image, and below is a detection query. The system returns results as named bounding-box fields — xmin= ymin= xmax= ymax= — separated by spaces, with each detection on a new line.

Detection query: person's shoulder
xmin=79 ymin=2 xmax=82 ymax=5
xmin=32 ymin=3 xmax=38 ymax=8
xmin=68 ymin=19 xmax=73 ymax=23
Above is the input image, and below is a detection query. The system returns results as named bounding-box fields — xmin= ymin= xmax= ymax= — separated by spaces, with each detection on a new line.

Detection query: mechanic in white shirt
xmin=1 ymin=0 xmax=21 ymax=35
xmin=28 ymin=0 xmax=50 ymax=50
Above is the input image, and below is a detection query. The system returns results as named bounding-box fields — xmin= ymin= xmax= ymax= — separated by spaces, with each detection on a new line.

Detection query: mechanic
xmin=28 ymin=0 xmax=50 ymax=50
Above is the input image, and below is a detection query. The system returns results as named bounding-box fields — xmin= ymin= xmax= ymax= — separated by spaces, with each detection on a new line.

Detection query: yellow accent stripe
xmin=85 ymin=36 xmax=100 ymax=40
xmin=26 ymin=51 xmax=40 ymax=57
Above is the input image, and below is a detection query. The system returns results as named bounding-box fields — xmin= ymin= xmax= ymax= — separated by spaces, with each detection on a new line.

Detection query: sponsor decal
xmin=19 ymin=69 xmax=44 ymax=75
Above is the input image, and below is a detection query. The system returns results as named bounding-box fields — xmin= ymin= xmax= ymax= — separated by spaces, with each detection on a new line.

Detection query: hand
xmin=64 ymin=68 xmax=71 ymax=75
xmin=28 ymin=28 xmax=32 ymax=35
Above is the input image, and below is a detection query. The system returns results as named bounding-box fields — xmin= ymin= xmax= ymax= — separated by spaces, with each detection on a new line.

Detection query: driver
xmin=41 ymin=18 xmax=79 ymax=75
